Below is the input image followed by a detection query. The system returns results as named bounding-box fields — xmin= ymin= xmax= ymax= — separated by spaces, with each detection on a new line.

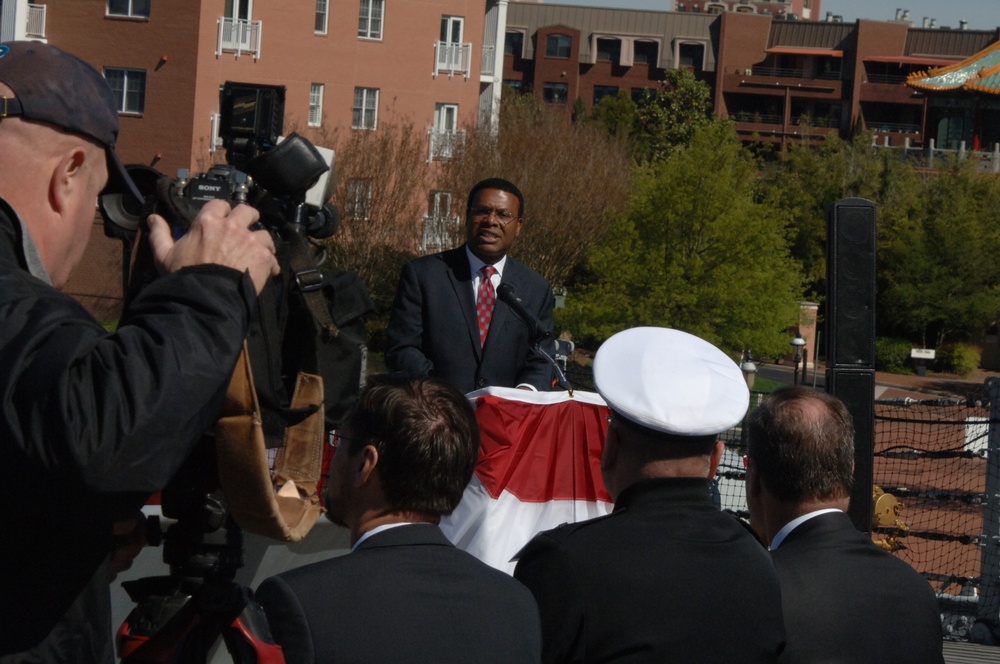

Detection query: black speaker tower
xmin=826 ymin=198 xmax=877 ymax=532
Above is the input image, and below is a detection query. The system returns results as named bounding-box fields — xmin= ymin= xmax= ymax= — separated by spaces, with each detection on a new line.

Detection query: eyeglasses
xmin=328 ymin=430 xmax=355 ymax=451
xmin=469 ymin=205 xmax=519 ymax=227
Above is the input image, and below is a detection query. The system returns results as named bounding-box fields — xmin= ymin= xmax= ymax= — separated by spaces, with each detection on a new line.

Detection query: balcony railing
xmin=732 ymin=111 xmax=783 ymax=125
xmin=433 ymin=41 xmax=472 ymax=79
xmin=481 ymin=44 xmax=495 ymax=77
xmin=217 ymin=17 xmax=262 ymax=60
xmin=750 ymin=65 xmax=841 ymax=80
xmin=868 ymin=121 xmax=920 ymax=134
xmin=864 ymin=73 xmax=908 ymax=84
xmin=25 ymin=4 xmax=45 ymax=39
xmin=794 ymin=115 xmax=839 ymax=128
xmin=428 ymin=129 xmax=465 ymax=161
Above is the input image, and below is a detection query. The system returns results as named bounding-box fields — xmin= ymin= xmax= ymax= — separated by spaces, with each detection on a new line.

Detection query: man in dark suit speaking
xmin=254 ymin=376 xmax=541 ymax=663
xmin=385 ymin=178 xmax=554 ymax=394
xmin=745 ymin=386 xmax=944 ymax=663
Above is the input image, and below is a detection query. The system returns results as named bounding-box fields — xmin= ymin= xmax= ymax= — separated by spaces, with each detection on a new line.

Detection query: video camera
xmin=101 ymin=82 xmax=339 ymax=256
xmin=101 ymin=83 xmax=361 ymax=662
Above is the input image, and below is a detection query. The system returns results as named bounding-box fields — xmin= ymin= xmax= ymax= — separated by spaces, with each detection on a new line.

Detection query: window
xmin=439 ymin=15 xmax=465 ymax=71
xmin=593 ymin=86 xmax=619 ymax=105
xmin=352 ymin=87 xmax=379 ymax=129
xmin=634 ymin=41 xmax=658 ymax=65
xmin=431 ymin=103 xmax=459 ymax=160
xmin=503 ymin=80 xmax=525 ymax=94
xmin=104 ymin=68 xmax=146 ymax=114
xmin=107 ymin=0 xmax=150 ymax=17
xmin=346 ymin=179 xmax=373 ymax=220
xmin=543 ymin=82 xmax=568 ymax=104
xmin=309 ymin=84 xmax=324 ymax=127
xmin=504 ymin=31 xmax=524 ymax=57
xmin=545 ymin=34 xmax=572 ymax=58
xmin=677 ymin=42 xmax=706 ymax=71
xmin=358 ymin=0 xmax=384 ymax=39
xmin=596 ymin=38 xmax=621 ymax=64
xmin=631 ymin=87 xmax=652 ymax=103
xmin=423 ymin=190 xmax=458 ymax=250
xmin=316 ymin=0 xmax=329 ymax=33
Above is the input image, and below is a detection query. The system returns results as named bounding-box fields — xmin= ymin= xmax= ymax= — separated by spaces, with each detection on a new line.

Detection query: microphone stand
xmin=536 ymin=335 xmax=574 ymax=396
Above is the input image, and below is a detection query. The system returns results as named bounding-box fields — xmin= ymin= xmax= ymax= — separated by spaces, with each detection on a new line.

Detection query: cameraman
xmin=0 ymin=41 xmax=279 ymax=663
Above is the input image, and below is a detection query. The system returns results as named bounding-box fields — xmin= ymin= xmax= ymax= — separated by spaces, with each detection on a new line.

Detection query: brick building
xmin=1 ymin=0 xmax=507 ymax=318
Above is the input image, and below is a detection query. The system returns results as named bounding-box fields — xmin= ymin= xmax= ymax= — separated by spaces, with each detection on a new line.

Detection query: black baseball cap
xmin=0 ymin=41 xmax=143 ymax=205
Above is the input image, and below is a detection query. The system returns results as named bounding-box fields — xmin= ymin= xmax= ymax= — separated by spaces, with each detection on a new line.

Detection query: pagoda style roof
xmin=906 ymin=39 xmax=1000 ymax=95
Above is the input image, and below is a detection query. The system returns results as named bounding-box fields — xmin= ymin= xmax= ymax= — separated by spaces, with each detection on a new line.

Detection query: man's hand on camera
xmin=147 ymin=199 xmax=280 ymax=294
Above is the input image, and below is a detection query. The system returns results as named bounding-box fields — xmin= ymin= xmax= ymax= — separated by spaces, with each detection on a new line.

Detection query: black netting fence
xmin=713 ymin=381 xmax=1000 ymax=643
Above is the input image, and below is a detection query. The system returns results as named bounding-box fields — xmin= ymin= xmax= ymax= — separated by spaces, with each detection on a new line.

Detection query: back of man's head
xmin=344 ymin=376 xmax=479 ymax=515
xmin=747 ymin=386 xmax=855 ymax=504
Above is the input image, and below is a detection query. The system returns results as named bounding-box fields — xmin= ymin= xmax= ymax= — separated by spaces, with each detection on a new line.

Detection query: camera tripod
xmin=116 ymin=448 xmax=285 ymax=664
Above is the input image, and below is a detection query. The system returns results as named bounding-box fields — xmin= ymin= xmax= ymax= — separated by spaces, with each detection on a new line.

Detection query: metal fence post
xmin=977 ymin=377 xmax=1000 ymax=638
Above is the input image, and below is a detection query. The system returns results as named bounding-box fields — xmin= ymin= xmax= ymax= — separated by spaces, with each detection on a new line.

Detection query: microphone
xmin=496 ymin=283 xmax=551 ymax=343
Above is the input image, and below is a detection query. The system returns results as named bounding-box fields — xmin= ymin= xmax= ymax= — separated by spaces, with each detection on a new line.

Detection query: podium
xmin=441 ymin=387 xmax=614 ymax=574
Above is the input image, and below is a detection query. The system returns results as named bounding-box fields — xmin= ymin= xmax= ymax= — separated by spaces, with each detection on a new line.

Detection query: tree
xmin=878 ymin=159 xmax=1000 ymax=346
xmin=631 ymin=68 xmax=713 ymax=164
xmin=562 ymin=122 xmax=803 ymax=358
xmin=300 ymin=121 xmax=430 ymax=314
xmin=434 ymin=95 xmax=632 ymax=289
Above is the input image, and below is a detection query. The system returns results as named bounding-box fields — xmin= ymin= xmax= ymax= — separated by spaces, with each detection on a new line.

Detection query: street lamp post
xmin=740 ymin=351 xmax=757 ymax=448
xmin=791 ymin=335 xmax=806 ymax=386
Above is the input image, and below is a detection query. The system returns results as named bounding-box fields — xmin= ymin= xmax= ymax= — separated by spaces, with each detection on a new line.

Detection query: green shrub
xmin=936 ymin=343 xmax=981 ymax=377
xmin=875 ymin=337 xmax=912 ymax=374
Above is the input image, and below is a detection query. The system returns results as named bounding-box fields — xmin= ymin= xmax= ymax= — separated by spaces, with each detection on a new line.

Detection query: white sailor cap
xmin=593 ymin=327 xmax=749 ymax=437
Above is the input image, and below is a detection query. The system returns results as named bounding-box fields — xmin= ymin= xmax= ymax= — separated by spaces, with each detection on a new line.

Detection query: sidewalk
xmin=873 ymin=367 xmax=1000 ymax=401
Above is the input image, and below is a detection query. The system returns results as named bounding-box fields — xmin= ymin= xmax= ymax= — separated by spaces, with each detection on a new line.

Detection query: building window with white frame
xmin=423 ymin=190 xmax=458 ymax=250
xmin=358 ymin=0 xmax=384 ymax=39
xmin=107 ymin=0 xmax=150 ymax=18
xmin=315 ymin=0 xmax=329 ymax=34
xmin=352 ymin=87 xmax=379 ymax=130
xmin=309 ymin=84 xmax=324 ymax=127
xmin=345 ymin=179 xmax=373 ymax=220
xmin=430 ymin=103 xmax=459 ymax=160
xmin=104 ymin=68 xmax=146 ymax=114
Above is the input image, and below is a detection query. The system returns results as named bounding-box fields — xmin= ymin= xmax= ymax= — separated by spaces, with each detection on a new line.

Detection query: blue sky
xmin=822 ymin=1 xmax=998 ymax=29
xmin=552 ymin=1 xmax=999 ymax=31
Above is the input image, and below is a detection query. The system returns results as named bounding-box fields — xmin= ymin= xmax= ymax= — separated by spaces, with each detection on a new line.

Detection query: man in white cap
xmin=514 ymin=326 xmax=786 ymax=663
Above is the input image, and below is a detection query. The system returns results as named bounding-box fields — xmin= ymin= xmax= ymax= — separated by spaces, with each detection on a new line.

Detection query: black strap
xmin=0 ymin=96 xmax=23 ymax=118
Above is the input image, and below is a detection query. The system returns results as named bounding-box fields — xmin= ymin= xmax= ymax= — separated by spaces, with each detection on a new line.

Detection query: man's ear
xmin=354 ymin=444 xmax=379 ymax=487
xmin=600 ymin=425 xmax=618 ymax=472
xmin=707 ymin=440 xmax=725 ymax=479
xmin=49 ymin=147 xmax=88 ymax=215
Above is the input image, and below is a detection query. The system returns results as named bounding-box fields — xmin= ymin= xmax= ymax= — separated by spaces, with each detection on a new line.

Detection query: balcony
xmin=217 ymin=17 xmax=262 ymax=60
xmin=25 ymin=3 xmax=45 ymax=39
xmin=428 ymin=129 xmax=465 ymax=161
xmin=751 ymin=65 xmax=841 ymax=80
xmin=433 ymin=41 xmax=472 ymax=79
xmin=481 ymin=44 xmax=495 ymax=77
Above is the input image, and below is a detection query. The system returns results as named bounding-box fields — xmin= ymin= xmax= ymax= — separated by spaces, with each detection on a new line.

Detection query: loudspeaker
xmin=826 ymin=199 xmax=876 ymax=369
xmin=827 ymin=370 xmax=875 ymax=531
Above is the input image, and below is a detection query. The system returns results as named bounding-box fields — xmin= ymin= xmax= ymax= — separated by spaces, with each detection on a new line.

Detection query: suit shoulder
xmin=506 ymin=256 xmax=550 ymax=285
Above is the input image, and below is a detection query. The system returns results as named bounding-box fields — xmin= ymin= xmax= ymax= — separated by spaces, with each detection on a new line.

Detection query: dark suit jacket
xmin=254 ymin=523 xmax=542 ymax=664
xmin=771 ymin=511 xmax=944 ymax=664
xmin=513 ymin=478 xmax=786 ymax=663
xmin=385 ymin=246 xmax=555 ymax=394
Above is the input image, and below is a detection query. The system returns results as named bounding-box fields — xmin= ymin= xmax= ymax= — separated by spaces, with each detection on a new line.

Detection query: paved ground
xmin=755 ymin=361 xmax=1000 ymax=402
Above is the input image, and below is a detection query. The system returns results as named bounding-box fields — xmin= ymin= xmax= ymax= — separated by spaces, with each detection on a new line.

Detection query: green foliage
xmin=935 ymin=342 xmax=981 ymax=377
xmin=586 ymin=71 xmax=712 ymax=165
xmin=632 ymin=69 xmax=713 ymax=163
xmin=559 ymin=122 xmax=803 ymax=358
xmin=875 ymin=337 xmax=912 ymax=374
xmin=878 ymin=159 xmax=1000 ymax=347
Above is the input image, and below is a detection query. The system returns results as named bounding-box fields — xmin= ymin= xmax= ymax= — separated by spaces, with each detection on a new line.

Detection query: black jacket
xmin=255 ymin=523 xmax=542 ymax=663
xmin=0 ymin=199 xmax=256 ymax=662
xmin=385 ymin=246 xmax=554 ymax=394
xmin=771 ymin=511 xmax=944 ymax=663
xmin=514 ymin=477 xmax=787 ymax=663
